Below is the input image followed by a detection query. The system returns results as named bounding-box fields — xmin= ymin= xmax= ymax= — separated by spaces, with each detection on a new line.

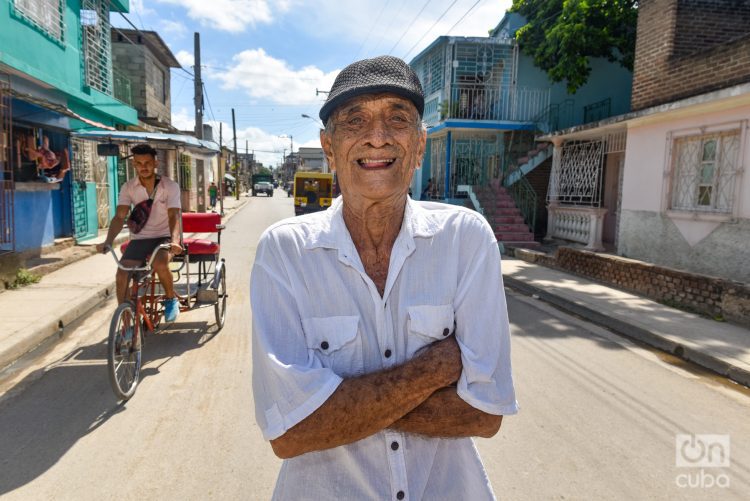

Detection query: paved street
xmin=1 ymin=192 xmax=749 ymax=500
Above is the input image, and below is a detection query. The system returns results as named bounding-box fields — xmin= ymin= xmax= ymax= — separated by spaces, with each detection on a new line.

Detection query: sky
xmin=113 ymin=0 xmax=513 ymax=167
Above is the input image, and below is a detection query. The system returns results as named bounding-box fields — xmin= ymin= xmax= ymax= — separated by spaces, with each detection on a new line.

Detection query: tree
xmin=510 ymin=0 xmax=638 ymax=93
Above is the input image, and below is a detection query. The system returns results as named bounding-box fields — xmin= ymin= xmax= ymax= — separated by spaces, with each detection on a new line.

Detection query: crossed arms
xmin=269 ymin=336 xmax=503 ymax=459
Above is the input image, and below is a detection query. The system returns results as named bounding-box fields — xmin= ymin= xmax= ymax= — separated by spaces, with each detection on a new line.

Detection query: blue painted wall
xmin=516 ymin=54 xmax=632 ymax=129
xmin=14 ymin=189 xmax=57 ymax=251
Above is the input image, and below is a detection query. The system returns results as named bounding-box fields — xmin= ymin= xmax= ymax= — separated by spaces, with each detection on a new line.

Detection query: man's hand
xmin=95 ymin=242 xmax=111 ymax=254
xmin=420 ymin=334 xmax=462 ymax=386
xmin=170 ymin=242 xmax=183 ymax=255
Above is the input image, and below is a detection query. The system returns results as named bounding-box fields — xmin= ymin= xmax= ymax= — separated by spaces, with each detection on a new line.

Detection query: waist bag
xmin=127 ymin=176 xmax=161 ymax=234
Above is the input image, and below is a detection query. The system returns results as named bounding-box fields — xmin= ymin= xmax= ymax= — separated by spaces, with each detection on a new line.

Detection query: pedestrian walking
xmin=208 ymin=181 xmax=218 ymax=209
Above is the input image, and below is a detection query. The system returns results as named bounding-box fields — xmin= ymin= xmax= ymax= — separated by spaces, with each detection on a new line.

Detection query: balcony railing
xmin=435 ymin=84 xmax=550 ymax=124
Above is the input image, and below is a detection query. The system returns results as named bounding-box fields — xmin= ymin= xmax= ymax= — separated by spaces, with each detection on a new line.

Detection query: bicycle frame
xmin=108 ymin=243 xmax=172 ymax=336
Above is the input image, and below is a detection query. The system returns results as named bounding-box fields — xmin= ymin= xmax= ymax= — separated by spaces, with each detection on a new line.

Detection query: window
xmin=81 ymin=0 xmax=112 ymax=95
xmin=670 ymin=130 xmax=740 ymax=213
xmin=13 ymin=0 xmax=64 ymax=41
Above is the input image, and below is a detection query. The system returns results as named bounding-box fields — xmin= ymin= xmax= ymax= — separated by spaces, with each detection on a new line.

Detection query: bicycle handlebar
xmin=106 ymin=243 xmax=173 ymax=272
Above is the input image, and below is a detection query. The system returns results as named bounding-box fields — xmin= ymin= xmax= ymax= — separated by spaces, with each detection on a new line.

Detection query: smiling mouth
xmin=357 ymin=158 xmax=396 ymax=169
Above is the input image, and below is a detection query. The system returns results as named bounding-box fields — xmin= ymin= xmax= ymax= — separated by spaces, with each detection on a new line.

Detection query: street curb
xmin=0 ymin=281 xmax=114 ymax=372
xmin=503 ymin=275 xmax=750 ymax=388
xmin=1 ymin=201 xmax=251 ymax=374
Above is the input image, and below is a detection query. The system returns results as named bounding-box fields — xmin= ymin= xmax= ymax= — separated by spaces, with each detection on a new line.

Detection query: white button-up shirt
xmin=251 ymin=197 xmax=518 ymax=500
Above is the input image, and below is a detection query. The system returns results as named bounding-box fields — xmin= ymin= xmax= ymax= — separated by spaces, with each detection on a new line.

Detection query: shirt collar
xmin=302 ymin=195 xmax=441 ymax=252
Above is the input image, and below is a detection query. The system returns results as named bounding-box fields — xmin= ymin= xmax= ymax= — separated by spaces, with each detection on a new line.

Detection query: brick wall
xmin=631 ymin=0 xmax=750 ymax=110
xmin=514 ymin=246 xmax=750 ymax=327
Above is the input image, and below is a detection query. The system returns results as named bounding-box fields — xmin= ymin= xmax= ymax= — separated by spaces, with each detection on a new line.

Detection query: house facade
xmin=111 ymin=28 xmax=181 ymax=132
xmin=542 ymin=0 xmax=750 ymax=282
xmin=408 ymin=12 xmax=632 ymax=244
xmin=0 ymin=0 xmax=138 ymax=254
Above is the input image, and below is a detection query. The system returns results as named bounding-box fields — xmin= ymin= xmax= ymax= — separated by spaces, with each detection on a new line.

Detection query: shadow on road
xmin=0 ymin=320 xmax=220 ymax=495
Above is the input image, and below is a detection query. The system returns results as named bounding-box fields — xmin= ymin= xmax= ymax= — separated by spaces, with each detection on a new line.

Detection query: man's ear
xmin=417 ymin=128 xmax=427 ymax=165
xmin=320 ymin=129 xmax=335 ymax=172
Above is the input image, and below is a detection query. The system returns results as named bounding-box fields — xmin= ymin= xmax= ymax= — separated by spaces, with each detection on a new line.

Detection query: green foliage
xmin=6 ymin=268 xmax=41 ymax=289
xmin=256 ymin=166 xmax=272 ymax=176
xmin=510 ymin=0 xmax=638 ymax=93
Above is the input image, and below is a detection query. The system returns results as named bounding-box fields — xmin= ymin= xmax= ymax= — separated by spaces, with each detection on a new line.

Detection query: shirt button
xmin=384 ymin=349 xmax=392 ymax=358
xmin=391 ymin=441 xmax=399 ymax=451
xmin=442 ymin=328 xmax=449 ymax=336
xmin=396 ymin=491 xmax=405 ymax=500
xmin=320 ymin=341 xmax=329 ymax=350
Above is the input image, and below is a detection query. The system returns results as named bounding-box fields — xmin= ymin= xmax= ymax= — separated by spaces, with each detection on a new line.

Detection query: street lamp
xmin=301 ymin=114 xmax=324 ymax=128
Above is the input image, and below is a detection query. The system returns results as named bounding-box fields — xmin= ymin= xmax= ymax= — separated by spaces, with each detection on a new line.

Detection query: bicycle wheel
xmin=107 ymin=301 xmax=142 ymax=400
xmin=214 ymin=265 xmax=227 ymax=329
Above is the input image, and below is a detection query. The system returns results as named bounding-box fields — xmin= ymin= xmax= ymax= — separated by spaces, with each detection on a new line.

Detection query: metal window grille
xmin=548 ymin=140 xmax=605 ymax=206
xmin=81 ymin=0 xmax=112 ymax=95
xmin=429 ymin=136 xmax=447 ymax=198
xmin=13 ymin=0 xmax=64 ymax=41
xmin=450 ymin=133 xmax=499 ymax=197
xmin=670 ymin=130 xmax=740 ymax=213
xmin=0 ymin=75 xmax=15 ymax=252
xmin=179 ymin=153 xmax=192 ymax=190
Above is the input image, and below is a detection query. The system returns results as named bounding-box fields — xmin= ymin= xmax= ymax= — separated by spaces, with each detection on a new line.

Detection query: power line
xmin=354 ymin=0 xmax=393 ymax=60
xmin=118 ymin=12 xmax=195 ymax=79
xmin=402 ymin=0 xmax=460 ymax=61
xmin=387 ymin=0 xmax=435 ymax=55
xmin=203 ymin=83 xmax=217 ymax=124
xmin=445 ymin=0 xmax=485 ymax=35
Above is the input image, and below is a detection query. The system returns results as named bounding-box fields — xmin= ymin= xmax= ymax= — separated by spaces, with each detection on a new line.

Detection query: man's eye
xmin=347 ymin=117 xmax=364 ymax=125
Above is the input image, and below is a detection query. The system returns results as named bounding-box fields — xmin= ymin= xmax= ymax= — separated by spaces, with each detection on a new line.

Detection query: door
xmin=602 ymin=153 xmax=623 ymax=245
xmin=196 ymin=159 xmax=206 ymax=212
xmin=70 ymin=139 xmax=97 ymax=241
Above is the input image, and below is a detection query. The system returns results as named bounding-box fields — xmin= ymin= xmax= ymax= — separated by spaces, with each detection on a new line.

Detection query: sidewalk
xmin=0 ymin=196 xmax=249 ymax=373
xmin=502 ymin=257 xmax=750 ymax=387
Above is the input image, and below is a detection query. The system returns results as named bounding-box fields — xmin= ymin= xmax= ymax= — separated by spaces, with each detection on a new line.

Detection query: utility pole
xmin=246 ymin=139 xmax=250 ymax=177
xmin=232 ymin=108 xmax=239 ymax=200
xmin=219 ymin=122 xmax=224 ymax=215
xmin=193 ymin=32 xmax=203 ymax=139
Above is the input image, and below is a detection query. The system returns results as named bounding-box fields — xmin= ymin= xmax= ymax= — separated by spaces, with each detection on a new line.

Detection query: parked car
xmin=253 ymin=181 xmax=274 ymax=197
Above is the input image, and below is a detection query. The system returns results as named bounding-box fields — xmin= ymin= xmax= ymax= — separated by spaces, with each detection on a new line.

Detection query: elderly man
xmin=251 ymin=56 xmax=517 ymax=500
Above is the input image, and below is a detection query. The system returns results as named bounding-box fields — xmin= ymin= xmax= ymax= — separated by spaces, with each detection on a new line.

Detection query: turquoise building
xmin=0 ymin=0 xmax=138 ymax=254
xmin=409 ymin=12 xmax=632 ymax=237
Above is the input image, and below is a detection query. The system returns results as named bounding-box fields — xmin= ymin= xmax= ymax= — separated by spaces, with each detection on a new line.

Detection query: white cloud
xmin=155 ymin=0 xmax=290 ymax=33
xmin=175 ymin=50 xmax=195 ymax=69
xmin=160 ymin=19 xmax=187 ymax=37
xmin=211 ymin=49 xmax=339 ymax=105
xmin=171 ymin=107 xmax=196 ymax=132
xmin=129 ymin=0 xmax=156 ymax=18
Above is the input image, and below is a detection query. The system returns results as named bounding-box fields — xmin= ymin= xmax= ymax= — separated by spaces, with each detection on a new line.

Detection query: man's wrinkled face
xmin=321 ymin=93 xmax=426 ymax=203
xmin=133 ymin=153 xmax=157 ymax=180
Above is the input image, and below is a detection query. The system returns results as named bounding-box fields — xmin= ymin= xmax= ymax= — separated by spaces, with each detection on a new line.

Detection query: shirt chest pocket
xmin=406 ymin=304 xmax=455 ymax=358
xmin=302 ymin=315 xmax=363 ymax=378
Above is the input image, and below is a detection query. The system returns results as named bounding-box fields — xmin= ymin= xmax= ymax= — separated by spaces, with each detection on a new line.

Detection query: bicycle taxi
xmin=73 ymin=131 xmax=227 ymax=401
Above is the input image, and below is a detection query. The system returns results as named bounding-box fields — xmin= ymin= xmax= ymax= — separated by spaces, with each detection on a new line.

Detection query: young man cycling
xmin=96 ymin=143 xmax=183 ymax=322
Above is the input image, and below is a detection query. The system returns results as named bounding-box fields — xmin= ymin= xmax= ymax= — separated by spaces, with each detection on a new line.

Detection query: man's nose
xmin=363 ymin=117 xmax=393 ymax=148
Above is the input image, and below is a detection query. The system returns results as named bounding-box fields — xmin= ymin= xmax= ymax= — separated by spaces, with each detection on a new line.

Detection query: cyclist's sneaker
xmin=118 ymin=326 xmax=133 ymax=354
xmin=163 ymin=297 xmax=179 ymax=322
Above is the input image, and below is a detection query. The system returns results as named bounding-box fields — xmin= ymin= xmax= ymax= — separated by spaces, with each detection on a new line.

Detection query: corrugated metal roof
xmin=72 ymin=130 xmax=220 ymax=154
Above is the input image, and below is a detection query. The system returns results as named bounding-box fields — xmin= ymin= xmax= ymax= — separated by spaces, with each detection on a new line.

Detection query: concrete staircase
xmin=474 ymin=183 xmax=540 ymax=249
xmin=504 ymin=143 xmax=553 ymax=187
